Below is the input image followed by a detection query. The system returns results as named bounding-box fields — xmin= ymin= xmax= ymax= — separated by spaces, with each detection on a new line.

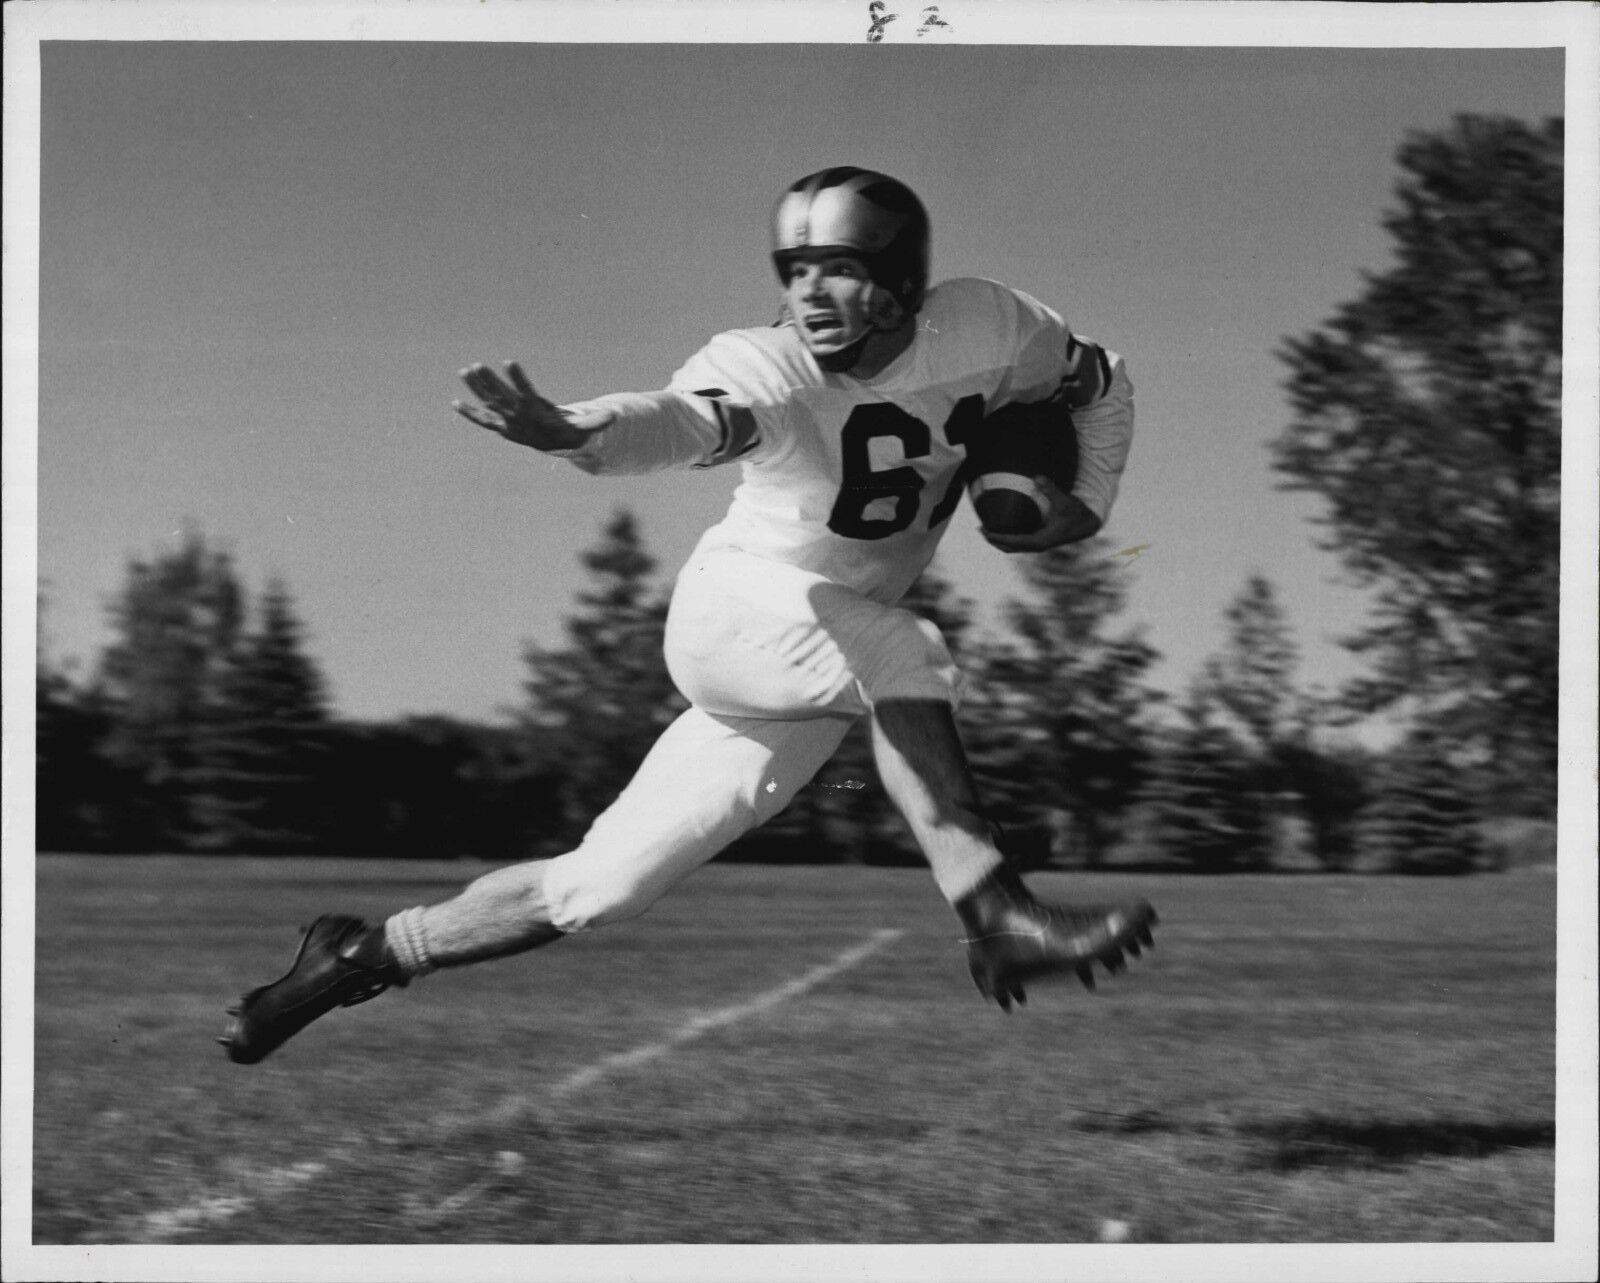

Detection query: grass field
xmin=29 ymin=855 xmax=1558 ymax=1248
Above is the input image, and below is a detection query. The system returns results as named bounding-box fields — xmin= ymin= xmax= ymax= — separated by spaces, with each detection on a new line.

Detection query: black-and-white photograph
xmin=4 ymin=2 xmax=1595 ymax=1280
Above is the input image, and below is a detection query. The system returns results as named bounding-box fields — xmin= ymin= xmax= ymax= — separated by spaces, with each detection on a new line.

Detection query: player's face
xmin=783 ymin=253 xmax=876 ymax=357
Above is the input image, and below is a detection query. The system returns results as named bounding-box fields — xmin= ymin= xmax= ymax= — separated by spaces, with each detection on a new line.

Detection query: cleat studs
xmin=1076 ymin=963 xmax=1096 ymax=990
xmin=1104 ymin=951 xmax=1126 ymax=974
xmin=1126 ymin=940 xmax=1142 ymax=958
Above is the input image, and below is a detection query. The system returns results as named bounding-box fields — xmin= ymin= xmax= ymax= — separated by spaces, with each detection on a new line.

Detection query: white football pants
xmin=540 ymin=548 xmax=961 ymax=932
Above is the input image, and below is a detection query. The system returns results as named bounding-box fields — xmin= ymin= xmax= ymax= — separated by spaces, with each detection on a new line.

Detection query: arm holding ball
xmin=982 ymin=346 xmax=1134 ymax=553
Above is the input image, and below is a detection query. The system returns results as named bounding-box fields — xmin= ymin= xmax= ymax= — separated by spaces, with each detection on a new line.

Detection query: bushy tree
xmin=1274 ymin=114 xmax=1562 ymax=817
xmin=519 ymin=510 xmax=686 ymax=842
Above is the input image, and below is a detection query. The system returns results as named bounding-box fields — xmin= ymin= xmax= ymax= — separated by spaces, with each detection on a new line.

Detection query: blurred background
xmin=32 ymin=38 xmax=1562 ymax=874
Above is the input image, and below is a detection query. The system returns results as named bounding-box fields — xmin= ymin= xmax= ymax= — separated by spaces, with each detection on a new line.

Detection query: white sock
xmin=384 ymin=905 xmax=438 ymax=979
xmin=383 ymin=860 xmax=562 ymax=976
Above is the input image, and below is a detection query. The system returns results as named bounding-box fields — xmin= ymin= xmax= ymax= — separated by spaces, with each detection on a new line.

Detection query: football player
xmin=220 ymin=167 xmax=1154 ymax=1064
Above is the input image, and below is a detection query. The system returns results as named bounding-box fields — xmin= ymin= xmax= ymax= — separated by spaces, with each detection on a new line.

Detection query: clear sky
xmin=29 ymin=21 xmax=1567 ymax=724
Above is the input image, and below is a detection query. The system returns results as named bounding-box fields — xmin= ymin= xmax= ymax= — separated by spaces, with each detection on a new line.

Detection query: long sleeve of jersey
xmin=546 ymin=388 xmax=757 ymax=475
xmin=547 ymin=331 xmax=774 ymax=476
xmin=1062 ymin=346 xmax=1135 ymax=524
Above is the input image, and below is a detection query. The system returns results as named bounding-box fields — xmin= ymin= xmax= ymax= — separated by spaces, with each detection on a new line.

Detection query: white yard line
xmin=135 ymin=1161 xmax=329 ymax=1242
xmin=121 ymin=928 xmax=904 ymax=1243
xmin=552 ymin=927 xmax=904 ymax=1099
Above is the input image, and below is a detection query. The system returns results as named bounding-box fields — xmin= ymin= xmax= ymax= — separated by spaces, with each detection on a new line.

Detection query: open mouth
xmin=803 ymin=315 xmax=844 ymax=333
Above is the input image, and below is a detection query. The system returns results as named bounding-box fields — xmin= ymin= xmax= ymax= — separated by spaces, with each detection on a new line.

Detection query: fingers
xmin=1032 ymin=474 xmax=1075 ymax=508
xmin=457 ymin=362 xmax=499 ymax=397
xmin=461 ymin=360 xmax=549 ymax=413
xmin=451 ymin=399 xmax=504 ymax=432
xmin=454 ymin=360 xmax=613 ymax=450
xmin=455 ymin=360 xmax=553 ymax=439
xmin=505 ymin=360 xmax=539 ymax=401
xmin=459 ymin=363 xmax=517 ymax=413
xmin=981 ymin=530 xmax=1036 ymax=554
xmin=1049 ymin=488 xmax=1105 ymax=541
xmin=983 ymin=527 xmax=1053 ymax=554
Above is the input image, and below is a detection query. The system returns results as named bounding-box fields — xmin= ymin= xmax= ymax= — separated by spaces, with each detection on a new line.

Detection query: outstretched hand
xmin=452 ymin=361 xmax=614 ymax=452
xmin=981 ymin=476 xmax=1103 ymax=553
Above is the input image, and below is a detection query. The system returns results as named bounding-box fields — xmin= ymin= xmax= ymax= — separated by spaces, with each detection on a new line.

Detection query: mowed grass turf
xmin=31 ymin=856 xmax=1555 ymax=1244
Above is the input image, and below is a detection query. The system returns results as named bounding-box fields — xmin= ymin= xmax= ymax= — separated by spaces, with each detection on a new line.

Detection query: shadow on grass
xmin=1070 ymin=1110 xmax=1555 ymax=1170
xmin=1244 ymin=1117 xmax=1556 ymax=1171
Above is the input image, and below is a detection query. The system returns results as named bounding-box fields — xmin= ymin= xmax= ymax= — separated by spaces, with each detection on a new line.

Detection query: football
xmin=966 ymin=394 xmax=1079 ymax=536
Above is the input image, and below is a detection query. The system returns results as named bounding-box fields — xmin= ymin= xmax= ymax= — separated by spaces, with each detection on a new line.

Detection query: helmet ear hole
xmin=865 ymin=286 xmax=906 ymax=331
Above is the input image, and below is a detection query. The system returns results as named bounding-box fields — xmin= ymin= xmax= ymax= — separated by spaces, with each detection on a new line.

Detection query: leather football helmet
xmin=771 ymin=167 xmax=931 ymax=314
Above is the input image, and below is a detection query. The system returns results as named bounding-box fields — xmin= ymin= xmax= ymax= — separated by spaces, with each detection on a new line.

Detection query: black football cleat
xmin=218 ymin=915 xmax=406 ymax=1064
xmin=955 ymin=866 xmax=1157 ymax=1012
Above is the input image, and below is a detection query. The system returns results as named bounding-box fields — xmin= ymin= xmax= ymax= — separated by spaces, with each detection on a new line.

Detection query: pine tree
xmin=1192 ymin=575 xmax=1306 ymax=863
xmin=519 ymin=510 xmax=686 ymax=841
xmin=1203 ymin=575 xmax=1301 ymax=756
xmin=1144 ymin=688 xmax=1272 ymax=872
xmin=97 ymin=528 xmax=246 ymax=849
xmin=189 ymin=579 xmax=332 ymax=852
xmin=970 ymin=539 xmax=1162 ymax=865
xmin=1359 ymin=727 xmax=1482 ymax=875
xmin=1277 ymin=731 xmax=1372 ymax=872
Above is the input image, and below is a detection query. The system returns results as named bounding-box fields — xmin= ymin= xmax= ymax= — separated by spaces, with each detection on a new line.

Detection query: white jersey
xmin=558 ymin=276 xmax=1134 ymax=604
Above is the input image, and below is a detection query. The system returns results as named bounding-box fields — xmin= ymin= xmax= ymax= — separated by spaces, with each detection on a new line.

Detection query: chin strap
xmin=782 ymin=281 xmax=915 ymax=373
xmin=816 ymin=286 xmax=912 ymax=373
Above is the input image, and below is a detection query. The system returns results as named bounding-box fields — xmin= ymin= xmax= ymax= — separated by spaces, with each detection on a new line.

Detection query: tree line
xmin=34 ymin=114 xmax=1561 ymax=874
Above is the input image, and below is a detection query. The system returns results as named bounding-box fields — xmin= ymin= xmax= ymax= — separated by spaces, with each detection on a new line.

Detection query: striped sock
xmin=380 ymin=862 xmax=566 ymax=973
xmin=384 ymin=906 xmax=439 ymax=980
